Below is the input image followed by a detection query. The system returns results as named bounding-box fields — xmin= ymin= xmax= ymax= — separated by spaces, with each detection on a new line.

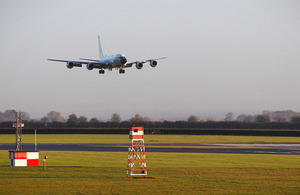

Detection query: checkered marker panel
xmin=9 ymin=151 xmax=39 ymax=167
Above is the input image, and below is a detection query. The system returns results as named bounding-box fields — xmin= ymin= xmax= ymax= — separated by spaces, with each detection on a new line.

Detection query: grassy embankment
xmin=1 ymin=134 xmax=300 ymax=143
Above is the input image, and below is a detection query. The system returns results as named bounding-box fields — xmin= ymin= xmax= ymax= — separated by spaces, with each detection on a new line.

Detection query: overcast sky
xmin=0 ymin=0 xmax=299 ymax=120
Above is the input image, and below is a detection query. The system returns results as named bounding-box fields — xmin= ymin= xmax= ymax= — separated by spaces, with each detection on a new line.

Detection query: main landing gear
xmin=99 ymin=69 xmax=125 ymax=74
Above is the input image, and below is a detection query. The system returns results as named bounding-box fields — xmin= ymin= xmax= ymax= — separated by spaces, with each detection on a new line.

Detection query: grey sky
xmin=0 ymin=0 xmax=299 ymax=120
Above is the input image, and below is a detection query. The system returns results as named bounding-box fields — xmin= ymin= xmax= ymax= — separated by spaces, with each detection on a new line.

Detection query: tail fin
xmin=98 ymin=35 xmax=104 ymax=59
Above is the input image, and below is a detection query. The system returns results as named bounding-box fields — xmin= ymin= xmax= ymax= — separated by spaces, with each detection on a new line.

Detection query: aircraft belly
xmin=112 ymin=59 xmax=121 ymax=68
xmin=112 ymin=63 xmax=119 ymax=68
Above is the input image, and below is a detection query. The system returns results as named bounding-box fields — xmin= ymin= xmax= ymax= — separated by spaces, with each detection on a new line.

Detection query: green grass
xmin=1 ymin=134 xmax=299 ymax=194
xmin=1 ymin=134 xmax=300 ymax=143
xmin=0 ymin=151 xmax=299 ymax=194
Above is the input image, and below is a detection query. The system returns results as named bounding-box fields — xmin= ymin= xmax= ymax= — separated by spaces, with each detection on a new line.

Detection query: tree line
xmin=1 ymin=110 xmax=300 ymax=129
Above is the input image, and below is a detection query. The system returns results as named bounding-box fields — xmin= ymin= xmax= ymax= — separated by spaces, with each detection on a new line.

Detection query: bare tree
xmin=40 ymin=116 xmax=50 ymax=123
xmin=237 ymin=114 xmax=253 ymax=123
xmin=90 ymin=117 xmax=100 ymax=123
xmin=90 ymin=117 xmax=100 ymax=126
xmin=187 ymin=115 xmax=198 ymax=123
xmin=79 ymin=115 xmax=88 ymax=123
xmin=130 ymin=114 xmax=144 ymax=122
xmin=0 ymin=110 xmax=30 ymax=122
xmin=111 ymin=113 xmax=121 ymax=123
xmin=224 ymin=112 xmax=234 ymax=121
xmin=255 ymin=115 xmax=270 ymax=123
xmin=47 ymin=111 xmax=65 ymax=122
xmin=67 ymin=114 xmax=78 ymax=123
xmin=22 ymin=112 xmax=30 ymax=121
xmin=273 ymin=114 xmax=287 ymax=123
xmin=0 ymin=110 xmax=17 ymax=122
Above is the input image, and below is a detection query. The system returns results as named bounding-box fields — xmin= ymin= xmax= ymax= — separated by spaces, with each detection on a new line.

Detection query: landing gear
xmin=99 ymin=69 xmax=105 ymax=74
xmin=119 ymin=69 xmax=125 ymax=74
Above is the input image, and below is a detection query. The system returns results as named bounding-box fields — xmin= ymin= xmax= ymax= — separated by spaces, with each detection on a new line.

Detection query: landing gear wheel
xmin=99 ymin=70 xmax=105 ymax=74
xmin=119 ymin=69 xmax=125 ymax=74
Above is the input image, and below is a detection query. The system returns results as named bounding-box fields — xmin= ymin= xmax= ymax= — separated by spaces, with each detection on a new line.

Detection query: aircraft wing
xmin=47 ymin=59 xmax=108 ymax=67
xmin=48 ymin=59 xmax=87 ymax=65
xmin=124 ymin=57 xmax=167 ymax=68
xmin=146 ymin=57 xmax=167 ymax=61
xmin=79 ymin=58 xmax=101 ymax=62
xmin=123 ymin=62 xmax=134 ymax=68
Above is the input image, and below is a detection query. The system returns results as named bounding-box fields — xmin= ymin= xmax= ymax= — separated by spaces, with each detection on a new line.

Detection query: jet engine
xmin=66 ymin=62 xmax=74 ymax=69
xmin=136 ymin=62 xmax=143 ymax=69
xmin=66 ymin=61 xmax=82 ymax=69
xmin=86 ymin=63 xmax=94 ymax=70
xmin=149 ymin=60 xmax=157 ymax=67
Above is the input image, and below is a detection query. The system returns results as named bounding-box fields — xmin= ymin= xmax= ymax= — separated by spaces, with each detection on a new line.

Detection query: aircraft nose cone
xmin=120 ymin=57 xmax=127 ymax=64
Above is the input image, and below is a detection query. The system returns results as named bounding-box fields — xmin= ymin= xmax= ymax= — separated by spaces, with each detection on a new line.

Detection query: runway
xmin=0 ymin=143 xmax=299 ymax=155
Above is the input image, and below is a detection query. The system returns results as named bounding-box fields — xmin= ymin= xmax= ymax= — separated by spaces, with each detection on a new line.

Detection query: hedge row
xmin=1 ymin=128 xmax=300 ymax=136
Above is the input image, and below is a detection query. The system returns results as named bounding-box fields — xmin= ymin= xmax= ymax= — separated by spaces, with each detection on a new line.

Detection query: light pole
xmin=34 ymin=129 xmax=37 ymax=151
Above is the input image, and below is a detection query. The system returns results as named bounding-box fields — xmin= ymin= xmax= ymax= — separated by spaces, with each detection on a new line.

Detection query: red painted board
xmin=27 ymin=159 xmax=39 ymax=166
xmin=130 ymin=135 xmax=144 ymax=139
xmin=14 ymin=152 xmax=27 ymax=159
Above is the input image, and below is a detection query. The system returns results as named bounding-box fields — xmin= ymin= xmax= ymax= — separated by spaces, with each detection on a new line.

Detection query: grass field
xmin=0 ymin=134 xmax=299 ymax=194
xmin=1 ymin=134 xmax=300 ymax=143
xmin=0 ymin=151 xmax=299 ymax=194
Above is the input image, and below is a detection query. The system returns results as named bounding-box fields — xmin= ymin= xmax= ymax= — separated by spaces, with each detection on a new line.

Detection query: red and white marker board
xmin=9 ymin=151 xmax=39 ymax=167
xmin=127 ymin=126 xmax=147 ymax=178
xmin=129 ymin=126 xmax=144 ymax=140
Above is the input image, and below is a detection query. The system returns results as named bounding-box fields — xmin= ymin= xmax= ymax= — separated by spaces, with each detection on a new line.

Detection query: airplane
xmin=48 ymin=36 xmax=166 ymax=74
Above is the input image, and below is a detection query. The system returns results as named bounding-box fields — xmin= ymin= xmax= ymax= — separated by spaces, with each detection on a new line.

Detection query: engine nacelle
xmin=150 ymin=60 xmax=157 ymax=67
xmin=66 ymin=61 xmax=82 ymax=69
xmin=86 ymin=63 xmax=94 ymax=70
xmin=136 ymin=62 xmax=143 ymax=69
xmin=66 ymin=62 xmax=74 ymax=69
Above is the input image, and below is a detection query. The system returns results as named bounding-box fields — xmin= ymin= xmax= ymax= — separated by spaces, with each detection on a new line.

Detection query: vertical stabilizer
xmin=98 ymin=35 xmax=104 ymax=59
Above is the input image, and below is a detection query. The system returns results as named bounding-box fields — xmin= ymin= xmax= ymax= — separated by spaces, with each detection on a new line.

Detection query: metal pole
xmin=43 ymin=155 xmax=47 ymax=170
xmin=15 ymin=111 xmax=22 ymax=151
xmin=34 ymin=129 xmax=37 ymax=151
xmin=43 ymin=160 xmax=46 ymax=170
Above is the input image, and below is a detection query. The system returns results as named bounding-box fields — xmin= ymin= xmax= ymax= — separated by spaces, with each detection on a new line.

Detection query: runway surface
xmin=1 ymin=143 xmax=300 ymax=155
